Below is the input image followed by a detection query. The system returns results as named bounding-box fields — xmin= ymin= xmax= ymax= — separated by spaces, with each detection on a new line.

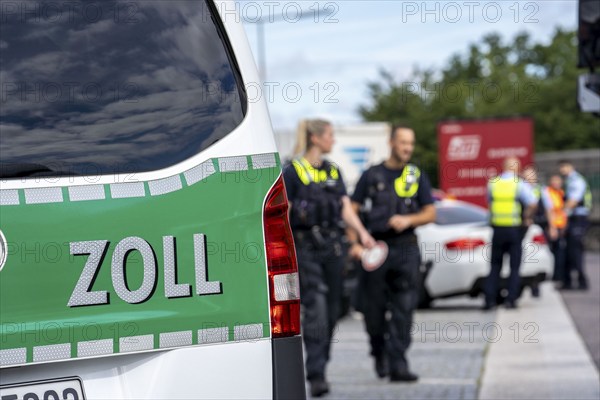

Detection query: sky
xmin=234 ymin=1 xmax=578 ymax=131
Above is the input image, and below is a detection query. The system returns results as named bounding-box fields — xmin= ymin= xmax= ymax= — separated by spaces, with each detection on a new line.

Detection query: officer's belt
xmin=374 ymin=231 xmax=418 ymax=245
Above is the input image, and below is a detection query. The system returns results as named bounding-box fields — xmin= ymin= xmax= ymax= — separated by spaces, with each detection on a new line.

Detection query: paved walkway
xmin=313 ymin=282 xmax=600 ymax=399
xmin=560 ymin=253 xmax=600 ymax=368
xmin=479 ymin=283 xmax=600 ymax=399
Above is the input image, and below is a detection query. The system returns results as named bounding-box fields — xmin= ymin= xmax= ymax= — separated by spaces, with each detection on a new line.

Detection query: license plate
xmin=0 ymin=378 xmax=85 ymax=400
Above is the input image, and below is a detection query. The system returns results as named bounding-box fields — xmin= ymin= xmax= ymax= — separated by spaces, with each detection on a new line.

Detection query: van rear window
xmin=0 ymin=0 xmax=246 ymax=178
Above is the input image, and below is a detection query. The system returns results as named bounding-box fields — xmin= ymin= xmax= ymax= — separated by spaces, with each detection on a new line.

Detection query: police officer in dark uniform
xmin=350 ymin=125 xmax=435 ymax=382
xmin=559 ymin=159 xmax=592 ymax=290
xmin=283 ymin=119 xmax=375 ymax=397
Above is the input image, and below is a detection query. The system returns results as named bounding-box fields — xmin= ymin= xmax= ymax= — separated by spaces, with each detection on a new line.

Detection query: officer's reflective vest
xmin=546 ymin=187 xmax=567 ymax=229
xmin=566 ymin=172 xmax=593 ymax=211
xmin=289 ymin=157 xmax=343 ymax=230
xmin=361 ymin=163 xmax=421 ymax=234
xmin=489 ymin=177 xmax=522 ymax=227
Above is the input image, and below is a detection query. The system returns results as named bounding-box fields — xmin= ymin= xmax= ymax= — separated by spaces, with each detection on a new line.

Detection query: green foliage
xmin=359 ymin=29 xmax=600 ymax=186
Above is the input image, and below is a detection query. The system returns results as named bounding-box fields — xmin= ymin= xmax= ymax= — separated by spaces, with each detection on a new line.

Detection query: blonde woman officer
xmin=282 ymin=119 xmax=375 ymax=397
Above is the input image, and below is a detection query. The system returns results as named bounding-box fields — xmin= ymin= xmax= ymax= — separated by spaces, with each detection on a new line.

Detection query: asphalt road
xmin=560 ymin=252 xmax=600 ymax=369
xmin=320 ymin=297 xmax=490 ymax=400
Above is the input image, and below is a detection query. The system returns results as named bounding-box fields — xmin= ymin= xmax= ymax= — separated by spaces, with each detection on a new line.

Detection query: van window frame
xmin=0 ymin=0 xmax=249 ymax=179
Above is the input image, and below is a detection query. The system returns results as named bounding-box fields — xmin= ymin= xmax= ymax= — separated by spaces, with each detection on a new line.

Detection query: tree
xmin=359 ymin=29 xmax=600 ymax=186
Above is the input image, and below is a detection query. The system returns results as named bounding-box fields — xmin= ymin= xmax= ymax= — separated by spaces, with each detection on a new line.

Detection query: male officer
xmin=559 ymin=160 xmax=592 ymax=290
xmin=350 ymin=125 xmax=435 ymax=382
xmin=484 ymin=157 xmax=537 ymax=310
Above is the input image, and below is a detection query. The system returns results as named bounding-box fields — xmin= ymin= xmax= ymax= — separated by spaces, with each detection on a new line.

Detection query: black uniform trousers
xmin=519 ymin=226 xmax=540 ymax=297
xmin=547 ymin=229 xmax=567 ymax=282
xmin=485 ymin=226 xmax=522 ymax=306
xmin=360 ymin=234 xmax=420 ymax=372
xmin=564 ymin=215 xmax=589 ymax=288
xmin=295 ymin=233 xmax=344 ymax=381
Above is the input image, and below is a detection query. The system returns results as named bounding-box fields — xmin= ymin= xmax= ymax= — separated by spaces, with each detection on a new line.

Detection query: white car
xmin=415 ymin=199 xmax=554 ymax=307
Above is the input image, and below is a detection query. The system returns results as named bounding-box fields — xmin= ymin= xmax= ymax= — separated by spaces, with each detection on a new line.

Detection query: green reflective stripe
xmin=490 ymin=178 xmax=522 ymax=227
xmin=251 ymin=153 xmax=277 ymax=169
xmin=0 ymin=324 xmax=266 ymax=367
xmin=0 ymin=348 xmax=26 ymax=366
xmin=394 ymin=164 xmax=420 ymax=198
xmin=0 ymin=153 xmax=279 ymax=367
xmin=0 ymin=190 xmax=19 ymax=206
xmin=0 ymin=155 xmax=274 ymax=206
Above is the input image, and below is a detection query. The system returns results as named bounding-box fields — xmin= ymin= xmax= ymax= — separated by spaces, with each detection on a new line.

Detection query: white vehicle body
xmin=416 ymin=200 xmax=554 ymax=302
xmin=1 ymin=341 xmax=273 ymax=399
xmin=0 ymin=1 xmax=305 ymax=399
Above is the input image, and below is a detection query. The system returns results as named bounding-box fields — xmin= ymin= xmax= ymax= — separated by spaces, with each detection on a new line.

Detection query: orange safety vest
xmin=546 ymin=187 xmax=567 ymax=229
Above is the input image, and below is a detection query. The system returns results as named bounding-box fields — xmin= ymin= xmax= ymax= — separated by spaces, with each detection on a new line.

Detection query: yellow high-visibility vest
xmin=489 ymin=178 xmax=522 ymax=227
xmin=292 ymin=157 xmax=339 ymax=185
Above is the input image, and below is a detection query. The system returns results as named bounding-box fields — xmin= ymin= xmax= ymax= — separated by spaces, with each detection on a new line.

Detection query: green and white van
xmin=0 ymin=1 xmax=305 ymax=398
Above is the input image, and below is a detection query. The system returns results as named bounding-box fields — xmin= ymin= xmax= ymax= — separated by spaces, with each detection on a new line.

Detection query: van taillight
xmin=264 ymin=176 xmax=301 ymax=338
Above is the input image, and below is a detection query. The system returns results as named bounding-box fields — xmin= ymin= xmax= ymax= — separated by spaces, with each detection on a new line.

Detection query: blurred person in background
xmin=521 ymin=165 xmax=546 ymax=297
xmin=542 ymin=174 xmax=568 ymax=284
xmin=484 ymin=157 xmax=537 ymax=310
xmin=350 ymin=125 xmax=436 ymax=383
xmin=558 ymin=160 xmax=592 ymax=290
xmin=282 ymin=119 xmax=375 ymax=397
